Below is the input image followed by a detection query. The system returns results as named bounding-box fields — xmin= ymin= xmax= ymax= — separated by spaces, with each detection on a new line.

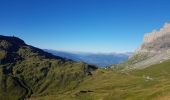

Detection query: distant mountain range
xmin=44 ymin=49 xmax=132 ymax=67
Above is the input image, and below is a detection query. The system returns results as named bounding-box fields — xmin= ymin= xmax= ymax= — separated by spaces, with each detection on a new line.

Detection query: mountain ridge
xmin=1 ymin=33 xmax=170 ymax=100
xmin=0 ymin=35 xmax=97 ymax=100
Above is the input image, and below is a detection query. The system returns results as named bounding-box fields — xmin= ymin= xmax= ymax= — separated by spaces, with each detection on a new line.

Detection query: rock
xmin=138 ymin=22 xmax=170 ymax=52
xmin=124 ymin=22 xmax=170 ymax=69
xmin=144 ymin=23 xmax=170 ymax=43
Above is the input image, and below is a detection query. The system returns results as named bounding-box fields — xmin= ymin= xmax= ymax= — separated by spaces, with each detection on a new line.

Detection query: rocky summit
xmin=116 ymin=23 xmax=170 ymax=70
xmin=138 ymin=23 xmax=170 ymax=52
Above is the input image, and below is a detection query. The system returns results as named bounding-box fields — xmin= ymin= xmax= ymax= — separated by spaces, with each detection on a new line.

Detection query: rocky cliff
xmin=138 ymin=22 xmax=170 ymax=52
xmin=118 ymin=23 xmax=170 ymax=70
xmin=144 ymin=23 xmax=170 ymax=43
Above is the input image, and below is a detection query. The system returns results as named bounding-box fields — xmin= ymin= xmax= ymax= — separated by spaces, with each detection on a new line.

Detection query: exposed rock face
xmin=141 ymin=34 xmax=170 ymax=52
xmin=144 ymin=23 xmax=170 ymax=43
xmin=138 ymin=23 xmax=170 ymax=52
xmin=122 ymin=23 xmax=170 ymax=70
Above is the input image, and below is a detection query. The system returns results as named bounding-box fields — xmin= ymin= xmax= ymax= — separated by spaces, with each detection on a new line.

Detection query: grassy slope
xmin=113 ymin=52 xmax=151 ymax=70
xmin=0 ymin=36 xmax=97 ymax=100
xmin=0 ymin=49 xmax=95 ymax=100
xmin=30 ymin=60 xmax=170 ymax=100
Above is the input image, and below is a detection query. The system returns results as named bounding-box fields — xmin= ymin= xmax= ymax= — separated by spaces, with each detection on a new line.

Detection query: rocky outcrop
xmin=144 ymin=23 xmax=170 ymax=43
xmin=138 ymin=22 xmax=170 ymax=52
xmin=122 ymin=22 xmax=170 ymax=70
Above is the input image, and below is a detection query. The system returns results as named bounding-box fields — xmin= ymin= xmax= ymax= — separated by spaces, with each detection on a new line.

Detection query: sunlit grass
xmin=29 ymin=60 xmax=170 ymax=100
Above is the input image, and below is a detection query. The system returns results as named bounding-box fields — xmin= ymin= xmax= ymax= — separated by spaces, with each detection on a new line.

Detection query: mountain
xmin=0 ymin=35 xmax=97 ymax=100
xmin=44 ymin=49 xmax=131 ymax=67
xmin=139 ymin=22 xmax=170 ymax=52
xmin=113 ymin=22 xmax=170 ymax=70
xmin=1 ymin=34 xmax=170 ymax=100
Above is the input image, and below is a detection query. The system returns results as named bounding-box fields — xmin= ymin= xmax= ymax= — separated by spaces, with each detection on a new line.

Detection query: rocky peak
xmin=0 ymin=35 xmax=26 ymax=46
xmin=0 ymin=35 xmax=26 ymax=51
xmin=138 ymin=22 xmax=170 ymax=52
xmin=0 ymin=35 xmax=68 ymax=63
xmin=144 ymin=22 xmax=170 ymax=43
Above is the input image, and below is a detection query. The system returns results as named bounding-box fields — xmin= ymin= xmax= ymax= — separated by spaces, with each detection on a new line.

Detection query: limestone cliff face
xmin=144 ymin=23 xmax=170 ymax=43
xmin=138 ymin=23 xmax=170 ymax=52
xmin=126 ymin=23 xmax=170 ymax=69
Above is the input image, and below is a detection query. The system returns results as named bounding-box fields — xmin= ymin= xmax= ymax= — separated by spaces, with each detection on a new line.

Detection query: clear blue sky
xmin=0 ymin=0 xmax=170 ymax=53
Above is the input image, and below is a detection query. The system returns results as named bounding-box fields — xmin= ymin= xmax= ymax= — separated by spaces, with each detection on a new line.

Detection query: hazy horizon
xmin=1 ymin=0 xmax=170 ymax=53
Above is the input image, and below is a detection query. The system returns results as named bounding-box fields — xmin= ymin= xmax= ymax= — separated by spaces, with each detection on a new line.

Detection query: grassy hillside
xmin=1 ymin=35 xmax=170 ymax=100
xmin=29 ymin=60 xmax=170 ymax=100
xmin=0 ymin=35 xmax=97 ymax=100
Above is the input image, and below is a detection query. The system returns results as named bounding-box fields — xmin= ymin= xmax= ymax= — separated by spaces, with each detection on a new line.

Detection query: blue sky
xmin=0 ymin=0 xmax=170 ymax=53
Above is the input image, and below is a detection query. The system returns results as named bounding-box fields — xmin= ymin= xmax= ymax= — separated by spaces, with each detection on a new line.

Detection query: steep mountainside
xmin=0 ymin=35 xmax=97 ymax=100
xmin=116 ymin=23 xmax=170 ymax=69
xmin=45 ymin=49 xmax=130 ymax=67
xmin=139 ymin=23 xmax=170 ymax=52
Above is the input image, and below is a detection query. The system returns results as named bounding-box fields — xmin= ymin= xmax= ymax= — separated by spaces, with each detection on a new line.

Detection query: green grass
xmin=1 ymin=36 xmax=170 ymax=100
xmin=113 ymin=52 xmax=151 ymax=70
xmin=0 ymin=39 xmax=97 ymax=100
xmin=29 ymin=60 xmax=170 ymax=100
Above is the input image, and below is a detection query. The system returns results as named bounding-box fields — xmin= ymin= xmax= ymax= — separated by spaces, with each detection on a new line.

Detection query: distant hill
xmin=44 ymin=49 xmax=131 ymax=67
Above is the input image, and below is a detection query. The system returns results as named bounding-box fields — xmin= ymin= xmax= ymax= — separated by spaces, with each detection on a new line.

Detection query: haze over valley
xmin=44 ymin=49 xmax=131 ymax=67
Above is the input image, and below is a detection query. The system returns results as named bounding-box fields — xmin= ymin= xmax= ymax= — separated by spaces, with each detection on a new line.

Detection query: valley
xmin=1 ymin=23 xmax=170 ymax=100
xmin=44 ymin=49 xmax=130 ymax=67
